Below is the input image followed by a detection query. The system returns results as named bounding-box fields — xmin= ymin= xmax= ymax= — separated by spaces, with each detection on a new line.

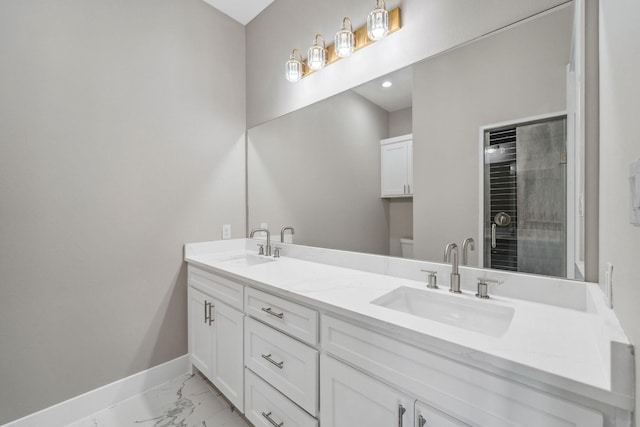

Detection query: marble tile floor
xmin=66 ymin=372 xmax=252 ymax=427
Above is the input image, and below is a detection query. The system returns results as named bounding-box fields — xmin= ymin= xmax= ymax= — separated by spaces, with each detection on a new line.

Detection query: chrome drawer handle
xmin=261 ymin=353 xmax=284 ymax=369
xmin=261 ymin=411 xmax=283 ymax=427
xmin=204 ymin=300 xmax=209 ymax=324
xmin=398 ymin=404 xmax=406 ymax=427
xmin=204 ymin=301 xmax=214 ymax=325
xmin=261 ymin=307 xmax=284 ymax=319
xmin=418 ymin=415 xmax=426 ymax=427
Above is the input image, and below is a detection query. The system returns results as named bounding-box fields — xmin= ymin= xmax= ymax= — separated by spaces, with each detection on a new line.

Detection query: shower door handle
xmin=491 ymin=223 xmax=497 ymax=248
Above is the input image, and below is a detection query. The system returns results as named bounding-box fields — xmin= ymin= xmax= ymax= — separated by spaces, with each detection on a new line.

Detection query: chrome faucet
xmin=444 ymin=243 xmax=461 ymax=293
xmin=462 ymin=237 xmax=475 ymax=266
xmin=249 ymin=228 xmax=271 ymax=256
xmin=281 ymin=226 xmax=295 ymax=243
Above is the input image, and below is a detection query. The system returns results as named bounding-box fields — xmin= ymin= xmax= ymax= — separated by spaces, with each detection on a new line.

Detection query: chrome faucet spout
xmin=250 ymin=228 xmax=271 ymax=256
xmin=462 ymin=237 xmax=475 ymax=266
xmin=280 ymin=226 xmax=295 ymax=243
xmin=444 ymin=243 xmax=461 ymax=293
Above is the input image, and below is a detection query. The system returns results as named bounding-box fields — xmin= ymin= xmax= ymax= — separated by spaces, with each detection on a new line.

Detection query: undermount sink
xmin=217 ymin=253 xmax=276 ymax=267
xmin=371 ymin=286 xmax=514 ymax=337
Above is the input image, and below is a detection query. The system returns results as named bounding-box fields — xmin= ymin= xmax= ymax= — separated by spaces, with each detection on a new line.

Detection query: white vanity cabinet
xmin=187 ymin=266 xmax=244 ymax=412
xmin=381 ymin=134 xmax=413 ymax=197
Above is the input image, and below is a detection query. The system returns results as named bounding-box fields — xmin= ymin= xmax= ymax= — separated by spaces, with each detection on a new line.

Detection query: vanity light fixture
xmin=367 ymin=0 xmax=389 ymax=41
xmin=285 ymin=49 xmax=304 ymax=82
xmin=307 ymin=34 xmax=327 ymax=71
xmin=285 ymin=4 xmax=401 ymax=82
xmin=335 ymin=17 xmax=355 ymax=58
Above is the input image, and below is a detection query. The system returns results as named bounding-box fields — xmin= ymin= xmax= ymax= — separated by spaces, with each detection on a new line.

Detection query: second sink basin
xmin=217 ymin=254 xmax=276 ymax=268
xmin=371 ymin=286 xmax=514 ymax=337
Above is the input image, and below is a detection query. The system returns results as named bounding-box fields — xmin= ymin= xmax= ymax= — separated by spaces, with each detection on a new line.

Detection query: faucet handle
xmin=257 ymin=244 xmax=265 ymax=255
xmin=273 ymin=246 xmax=281 ymax=258
xmin=475 ymin=278 xmax=502 ymax=299
xmin=420 ymin=270 xmax=438 ymax=289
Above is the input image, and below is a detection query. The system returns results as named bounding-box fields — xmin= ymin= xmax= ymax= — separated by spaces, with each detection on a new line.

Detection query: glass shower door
xmin=484 ymin=117 xmax=567 ymax=277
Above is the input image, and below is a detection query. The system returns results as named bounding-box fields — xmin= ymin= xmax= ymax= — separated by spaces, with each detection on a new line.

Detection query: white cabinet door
xmin=188 ymin=287 xmax=213 ymax=378
xmin=381 ymin=135 xmax=413 ymax=197
xmin=188 ymin=282 xmax=245 ymax=412
xmin=415 ymin=401 xmax=470 ymax=427
xmin=211 ymin=299 xmax=244 ymax=412
xmin=321 ymin=354 xmax=415 ymax=427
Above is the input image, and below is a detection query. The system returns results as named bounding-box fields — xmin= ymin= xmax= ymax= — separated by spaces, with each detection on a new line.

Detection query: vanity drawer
xmin=245 ymin=317 xmax=318 ymax=414
xmin=245 ymin=368 xmax=318 ymax=427
xmin=245 ymin=287 xmax=318 ymax=345
xmin=188 ymin=265 xmax=243 ymax=310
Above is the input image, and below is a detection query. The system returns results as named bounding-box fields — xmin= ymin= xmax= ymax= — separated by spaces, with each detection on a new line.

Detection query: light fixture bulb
xmin=335 ymin=17 xmax=354 ymax=58
xmin=367 ymin=0 xmax=389 ymax=41
xmin=308 ymin=34 xmax=326 ymax=71
xmin=285 ymin=49 xmax=303 ymax=82
xmin=382 ymin=81 xmax=393 ymax=88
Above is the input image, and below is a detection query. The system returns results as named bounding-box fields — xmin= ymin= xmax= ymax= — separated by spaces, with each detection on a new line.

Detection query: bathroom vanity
xmin=184 ymin=239 xmax=634 ymax=427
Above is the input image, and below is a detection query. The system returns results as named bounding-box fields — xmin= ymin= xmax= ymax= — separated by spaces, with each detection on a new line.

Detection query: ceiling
xmin=201 ymin=0 xmax=276 ymax=25
xmin=351 ymin=66 xmax=413 ymax=113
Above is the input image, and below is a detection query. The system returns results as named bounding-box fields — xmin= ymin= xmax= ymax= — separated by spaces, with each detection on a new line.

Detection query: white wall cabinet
xmin=188 ymin=268 xmax=244 ymax=412
xmin=381 ymin=134 xmax=413 ymax=197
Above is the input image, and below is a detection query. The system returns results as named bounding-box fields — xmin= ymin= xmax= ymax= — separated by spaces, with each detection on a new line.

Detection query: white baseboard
xmin=2 ymin=354 xmax=190 ymax=427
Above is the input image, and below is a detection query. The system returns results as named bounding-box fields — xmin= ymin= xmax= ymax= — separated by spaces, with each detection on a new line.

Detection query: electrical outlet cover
xmin=222 ymin=224 xmax=231 ymax=240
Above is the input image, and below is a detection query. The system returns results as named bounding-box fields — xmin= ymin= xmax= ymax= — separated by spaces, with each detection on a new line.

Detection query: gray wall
xmin=246 ymin=0 xmax=568 ymax=127
xmin=412 ymin=6 xmax=572 ymax=266
xmin=389 ymin=107 xmax=413 ymax=137
xmin=0 ymin=0 xmax=246 ymax=423
xmin=248 ymin=91 xmax=390 ymax=255
xmin=599 ymin=0 xmax=640 ymax=413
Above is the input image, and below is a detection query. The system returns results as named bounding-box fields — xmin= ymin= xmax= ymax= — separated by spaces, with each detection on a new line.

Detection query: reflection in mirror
xmin=248 ymin=4 xmax=586 ymax=280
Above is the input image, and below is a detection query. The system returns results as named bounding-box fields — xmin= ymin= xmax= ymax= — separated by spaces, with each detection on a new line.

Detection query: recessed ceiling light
xmin=381 ymin=81 xmax=393 ymax=88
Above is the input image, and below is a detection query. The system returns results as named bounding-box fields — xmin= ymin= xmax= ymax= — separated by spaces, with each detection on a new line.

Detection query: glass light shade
xmin=307 ymin=34 xmax=326 ymax=71
xmin=367 ymin=0 xmax=389 ymax=41
xmin=335 ymin=17 xmax=354 ymax=58
xmin=285 ymin=49 xmax=303 ymax=82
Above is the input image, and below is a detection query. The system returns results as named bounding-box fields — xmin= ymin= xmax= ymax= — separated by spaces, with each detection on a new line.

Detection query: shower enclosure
xmin=483 ymin=116 xmax=567 ymax=277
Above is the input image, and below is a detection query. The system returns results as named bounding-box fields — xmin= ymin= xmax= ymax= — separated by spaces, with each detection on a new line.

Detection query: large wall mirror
xmin=248 ymin=3 xmax=589 ymax=281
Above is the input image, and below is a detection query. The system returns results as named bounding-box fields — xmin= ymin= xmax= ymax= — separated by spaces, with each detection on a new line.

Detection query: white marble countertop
xmin=184 ymin=239 xmax=633 ymax=410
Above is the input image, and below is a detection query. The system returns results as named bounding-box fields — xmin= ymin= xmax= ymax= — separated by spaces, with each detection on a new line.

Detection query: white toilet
xmin=400 ymin=238 xmax=414 ymax=259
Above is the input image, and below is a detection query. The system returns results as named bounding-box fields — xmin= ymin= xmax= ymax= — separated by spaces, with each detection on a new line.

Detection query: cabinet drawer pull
xmin=398 ymin=404 xmax=406 ymax=427
xmin=208 ymin=301 xmax=214 ymax=325
xmin=261 ymin=411 xmax=284 ymax=427
xmin=418 ymin=415 xmax=426 ymax=427
xmin=204 ymin=301 xmax=214 ymax=325
xmin=261 ymin=307 xmax=284 ymax=319
xmin=261 ymin=353 xmax=284 ymax=369
xmin=204 ymin=300 xmax=209 ymax=324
